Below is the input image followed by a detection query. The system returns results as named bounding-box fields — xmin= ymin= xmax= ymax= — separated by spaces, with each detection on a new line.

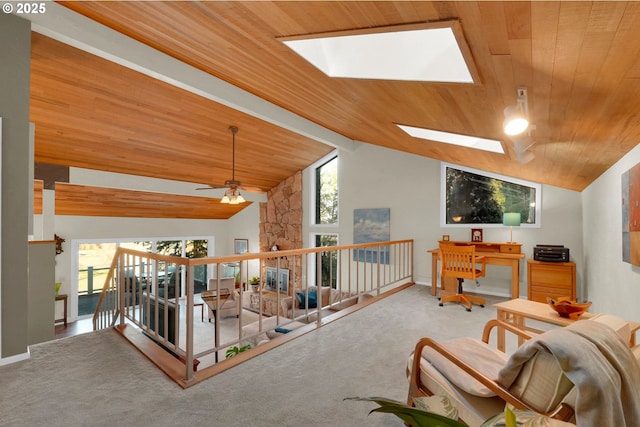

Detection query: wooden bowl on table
xmin=546 ymin=296 xmax=592 ymax=319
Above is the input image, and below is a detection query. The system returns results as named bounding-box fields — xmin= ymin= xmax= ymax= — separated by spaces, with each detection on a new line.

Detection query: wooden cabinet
xmin=527 ymin=259 xmax=576 ymax=303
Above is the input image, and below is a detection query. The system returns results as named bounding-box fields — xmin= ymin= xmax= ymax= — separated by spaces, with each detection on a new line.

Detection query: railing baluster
xmin=92 ymin=240 xmax=413 ymax=376
xmin=185 ymin=264 xmax=194 ymax=381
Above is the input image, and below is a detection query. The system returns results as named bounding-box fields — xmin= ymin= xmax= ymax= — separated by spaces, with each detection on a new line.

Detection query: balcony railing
xmin=93 ymin=239 xmax=413 ymax=385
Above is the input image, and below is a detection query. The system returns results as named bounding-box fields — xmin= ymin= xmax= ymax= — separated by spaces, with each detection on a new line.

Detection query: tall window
xmin=315 ymin=234 xmax=338 ymax=288
xmin=309 ymin=152 xmax=339 ymax=288
xmin=315 ymin=155 xmax=338 ymax=225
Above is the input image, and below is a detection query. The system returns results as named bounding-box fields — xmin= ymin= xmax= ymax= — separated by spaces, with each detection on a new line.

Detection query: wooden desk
xmin=493 ymin=298 xmax=640 ymax=351
xmin=429 ymin=241 xmax=525 ymax=299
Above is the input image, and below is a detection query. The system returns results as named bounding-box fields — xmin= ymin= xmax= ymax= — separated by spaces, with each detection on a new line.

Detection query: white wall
xmin=582 ymin=144 xmax=640 ymax=322
xmin=43 ymin=146 xmax=588 ymax=306
xmin=322 ymin=143 xmax=583 ymax=297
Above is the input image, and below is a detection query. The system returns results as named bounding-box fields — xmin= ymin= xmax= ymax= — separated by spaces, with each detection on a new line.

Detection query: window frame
xmin=310 ymin=151 xmax=339 ymax=227
xmin=440 ymin=162 xmax=542 ymax=228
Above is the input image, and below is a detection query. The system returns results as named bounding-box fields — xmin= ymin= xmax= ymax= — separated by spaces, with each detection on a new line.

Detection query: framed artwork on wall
xmin=353 ymin=208 xmax=390 ymax=264
xmin=234 ymin=238 xmax=248 ymax=254
xmin=471 ymin=229 xmax=483 ymax=242
xmin=622 ymin=163 xmax=640 ymax=265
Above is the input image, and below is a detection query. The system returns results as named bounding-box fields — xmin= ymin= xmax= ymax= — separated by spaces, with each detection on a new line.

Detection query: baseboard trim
xmin=0 ymin=348 xmax=30 ymax=366
xmin=416 ymin=280 xmax=519 ymax=299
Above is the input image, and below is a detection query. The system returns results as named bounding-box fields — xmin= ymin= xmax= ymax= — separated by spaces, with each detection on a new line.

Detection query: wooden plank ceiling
xmin=32 ymin=1 xmax=640 ymax=197
xmin=54 ymin=183 xmax=249 ymax=219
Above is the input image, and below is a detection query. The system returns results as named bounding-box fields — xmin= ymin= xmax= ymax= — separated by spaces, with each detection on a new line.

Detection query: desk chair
xmin=439 ymin=243 xmax=486 ymax=312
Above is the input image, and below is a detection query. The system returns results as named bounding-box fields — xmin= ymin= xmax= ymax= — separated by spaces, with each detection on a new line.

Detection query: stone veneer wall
xmin=259 ymin=171 xmax=302 ymax=293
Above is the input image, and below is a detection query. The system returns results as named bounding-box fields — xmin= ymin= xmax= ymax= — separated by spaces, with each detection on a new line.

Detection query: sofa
xmin=141 ymin=292 xmax=176 ymax=345
xmin=280 ymin=286 xmax=371 ymax=322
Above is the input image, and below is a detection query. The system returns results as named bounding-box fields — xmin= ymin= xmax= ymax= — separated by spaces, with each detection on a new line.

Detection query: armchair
xmin=206 ymin=278 xmax=240 ymax=319
xmin=407 ymin=316 xmax=640 ymax=426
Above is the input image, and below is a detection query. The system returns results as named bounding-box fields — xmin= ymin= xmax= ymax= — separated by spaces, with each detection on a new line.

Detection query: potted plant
xmin=347 ymin=397 xmax=523 ymax=427
xmin=225 ymin=344 xmax=251 ymax=359
xmin=249 ymin=276 xmax=261 ymax=292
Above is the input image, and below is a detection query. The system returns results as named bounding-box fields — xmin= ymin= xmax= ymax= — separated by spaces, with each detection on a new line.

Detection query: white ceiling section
xmin=397 ymin=125 xmax=505 ymax=154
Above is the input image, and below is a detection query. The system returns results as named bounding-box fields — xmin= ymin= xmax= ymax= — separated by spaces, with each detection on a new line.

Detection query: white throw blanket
xmin=498 ymin=320 xmax=640 ymax=426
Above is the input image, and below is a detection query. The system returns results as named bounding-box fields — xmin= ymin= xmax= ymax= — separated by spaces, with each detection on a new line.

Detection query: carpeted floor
xmin=0 ymin=285 xmax=508 ymax=426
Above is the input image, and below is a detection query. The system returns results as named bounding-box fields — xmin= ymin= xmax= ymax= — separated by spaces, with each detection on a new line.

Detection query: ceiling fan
xmin=197 ymin=125 xmax=263 ymax=204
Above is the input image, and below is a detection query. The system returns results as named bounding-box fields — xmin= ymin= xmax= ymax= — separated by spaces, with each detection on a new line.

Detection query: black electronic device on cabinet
xmin=533 ymin=244 xmax=570 ymax=262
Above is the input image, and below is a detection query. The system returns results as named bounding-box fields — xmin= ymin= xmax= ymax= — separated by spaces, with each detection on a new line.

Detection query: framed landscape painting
xmin=353 ymin=208 xmax=390 ymax=264
xmin=234 ymin=238 xmax=248 ymax=254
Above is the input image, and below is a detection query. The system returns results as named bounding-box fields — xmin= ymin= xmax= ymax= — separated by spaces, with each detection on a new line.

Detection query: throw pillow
xmin=296 ymin=289 xmax=317 ymax=309
xmin=274 ymin=327 xmax=292 ymax=334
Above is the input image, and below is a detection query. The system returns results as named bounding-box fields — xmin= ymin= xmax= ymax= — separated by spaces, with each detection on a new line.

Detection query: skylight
xmin=280 ymin=21 xmax=475 ymax=83
xmin=397 ymin=124 xmax=505 ymax=154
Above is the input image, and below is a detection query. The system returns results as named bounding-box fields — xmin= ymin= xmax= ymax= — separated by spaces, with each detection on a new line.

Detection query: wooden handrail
xmin=92 ymin=249 xmax=121 ymax=330
xmin=94 ymin=239 xmax=414 ymax=384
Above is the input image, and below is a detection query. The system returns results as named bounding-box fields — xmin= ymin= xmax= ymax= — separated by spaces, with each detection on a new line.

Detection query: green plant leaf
xmin=504 ymin=407 xmax=517 ymax=427
xmin=345 ymin=397 xmax=469 ymax=427
xmin=225 ymin=344 xmax=252 ymax=359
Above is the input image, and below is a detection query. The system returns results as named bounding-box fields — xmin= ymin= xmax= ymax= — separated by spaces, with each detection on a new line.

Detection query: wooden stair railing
xmin=92 ymin=240 xmax=414 ymax=386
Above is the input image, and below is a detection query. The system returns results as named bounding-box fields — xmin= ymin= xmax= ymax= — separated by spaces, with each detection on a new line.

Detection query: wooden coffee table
xmin=493 ymin=298 xmax=639 ymax=351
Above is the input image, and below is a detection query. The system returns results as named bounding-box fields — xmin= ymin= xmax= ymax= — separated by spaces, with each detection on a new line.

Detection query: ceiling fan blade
xmin=239 ymin=185 xmax=264 ymax=194
xmin=196 ymin=185 xmax=225 ymax=190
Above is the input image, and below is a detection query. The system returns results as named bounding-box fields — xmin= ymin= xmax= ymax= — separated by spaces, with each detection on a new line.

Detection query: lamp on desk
xmin=502 ymin=212 xmax=521 ymax=243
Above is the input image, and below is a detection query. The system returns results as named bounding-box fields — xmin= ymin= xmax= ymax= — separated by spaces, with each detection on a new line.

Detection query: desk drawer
xmin=530 ymin=285 xmax=572 ymax=303
xmin=500 ymin=244 xmax=521 ymax=254
xmin=527 ymin=260 xmax=576 ymax=303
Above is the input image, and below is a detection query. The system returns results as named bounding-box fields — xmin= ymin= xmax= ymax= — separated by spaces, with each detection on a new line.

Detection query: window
xmin=73 ymin=236 xmax=213 ymax=318
xmin=441 ymin=163 xmax=541 ymax=227
xmin=315 ymin=155 xmax=338 ymax=225
xmin=309 ymin=152 xmax=339 ymax=288
xmin=315 ymin=234 xmax=338 ymax=288
xmin=77 ymin=242 xmax=118 ymax=316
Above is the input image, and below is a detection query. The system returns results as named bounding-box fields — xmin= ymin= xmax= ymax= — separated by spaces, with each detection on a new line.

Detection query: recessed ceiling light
xmin=279 ymin=21 xmax=477 ymax=84
xmin=397 ymin=124 xmax=505 ymax=154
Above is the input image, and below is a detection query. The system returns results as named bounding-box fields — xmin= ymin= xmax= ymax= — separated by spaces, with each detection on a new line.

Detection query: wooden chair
xmin=406 ymin=320 xmax=576 ymax=426
xmin=438 ymin=243 xmax=486 ymax=311
xmin=407 ymin=315 xmax=640 ymax=425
